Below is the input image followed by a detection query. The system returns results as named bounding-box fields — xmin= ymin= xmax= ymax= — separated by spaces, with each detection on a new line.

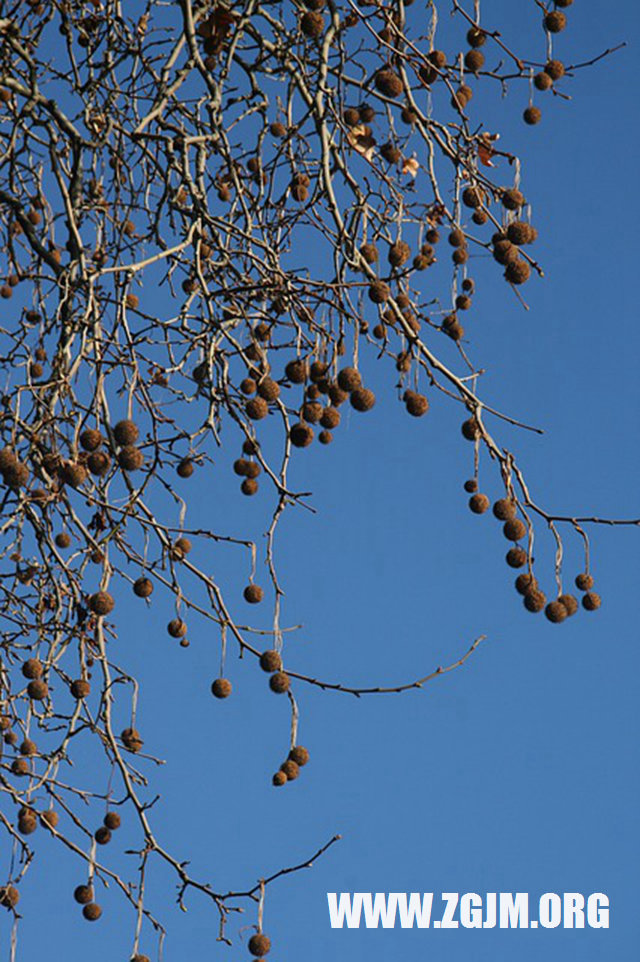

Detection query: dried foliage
xmin=0 ymin=0 xmax=634 ymax=958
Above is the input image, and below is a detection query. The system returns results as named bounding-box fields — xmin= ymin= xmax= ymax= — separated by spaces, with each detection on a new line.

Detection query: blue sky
xmin=5 ymin=2 xmax=640 ymax=961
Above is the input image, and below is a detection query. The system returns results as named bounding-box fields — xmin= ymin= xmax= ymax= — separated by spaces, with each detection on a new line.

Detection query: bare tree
xmin=0 ymin=1 xmax=634 ymax=959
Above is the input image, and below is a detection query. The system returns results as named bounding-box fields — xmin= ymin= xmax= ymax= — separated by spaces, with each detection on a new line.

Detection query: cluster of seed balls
xmin=525 ymin=0 xmax=574 ymax=126
xmin=211 ymin=648 xmax=292 ymax=702
xmin=461 ymin=417 xmax=601 ymax=623
xmin=71 ymin=811 xmax=121 ymax=921
xmin=1 ymin=656 xmax=93 ymax=763
xmin=0 ymin=417 xmax=146 ymax=499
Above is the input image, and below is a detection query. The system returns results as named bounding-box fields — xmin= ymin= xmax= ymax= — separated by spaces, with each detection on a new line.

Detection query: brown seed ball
xmin=241 ymin=478 xmax=259 ymax=496
xmin=350 ymin=388 xmax=376 ymax=412
xmin=380 ymin=142 xmax=402 ymax=164
xmin=280 ymin=759 xmax=300 ymax=781
xmin=74 ymin=885 xmax=94 ymax=905
xmin=270 ymin=121 xmax=286 ymax=138
xmin=448 ymin=228 xmax=465 ymax=248
xmin=20 ymin=739 xmax=37 ymax=756
xmin=12 ymin=759 xmax=30 ymax=777
xmin=523 ymin=106 xmax=542 ymax=126
xmin=493 ymin=240 xmax=519 ymax=266
xmin=452 ymin=247 xmax=469 ymax=266
xmin=534 ymin=71 xmax=553 ymax=91
xmin=463 ymin=479 xmax=478 ymax=493
xmin=461 ymin=417 xmax=480 ymax=441
xmin=259 ymin=650 xmax=282 ymax=673
xmin=575 ymin=573 xmax=594 ymax=591
xmin=451 ymin=85 xmax=472 ymax=110
xmin=506 ymin=547 xmax=527 ymax=569
xmin=464 ymin=49 xmax=485 ymax=73
xmin=545 ymin=600 xmax=568 ymax=624
xmin=90 ymin=549 xmax=105 ymax=564
xmin=302 ymin=401 xmax=323 ymax=424
xmin=426 ymin=228 xmax=440 ymax=245
xmin=368 ymin=281 xmax=390 ymax=304
xmin=133 ymin=577 xmax=153 ymax=599
xmin=172 ymin=536 xmax=192 ymax=559
xmin=233 ymin=458 xmax=250 ymax=477
xmin=246 ymin=397 xmax=269 ymax=421
xmin=89 ymin=591 xmax=115 ymax=616
xmin=455 ymin=294 xmax=472 ymax=311
xmin=248 ymin=933 xmax=271 ymax=957
xmin=469 ymin=493 xmax=490 ymax=514
xmin=60 ymin=461 xmax=88 ymax=487
xmin=290 ymin=423 xmax=314 ymax=448
xmin=558 ymin=594 xmax=579 ymax=617
xmin=493 ymin=498 xmax=517 ymax=521
xmin=0 ymin=885 xmax=19 ymax=909
xmin=503 ymin=518 xmax=526 ymax=542
xmin=289 ymin=745 xmax=310 ymax=766
xmin=472 ymin=209 xmax=488 ymax=225
xmin=83 ymin=903 xmax=102 ymax=922
xmin=177 ymin=458 xmax=194 ymax=478
xmin=359 ymin=103 xmax=375 ymax=122
xmin=22 ymin=658 xmax=43 ymax=679
xmin=211 ymin=678 xmax=232 ymax=699
xmin=41 ymin=810 xmax=59 ymax=829
xmin=88 ymin=451 xmax=111 ymax=477
xmin=582 ymin=592 xmax=601 ymax=612
xmin=524 ymin=589 xmax=546 ymax=613
xmin=257 ymin=378 xmax=280 ymax=402
xmin=442 ymin=316 xmax=464 ymax=341
xmin=70 ymin=679 xmax=91 ymax=699
xmin=240 ymin=378 xmax=257 ymax=397
xmin=27 ymin=680 xmax=48 ymax=701
xmin=272 ymin=771 xmax=287 ymax=787
xmin=301 ymin=10 xmax=324 ymax=37
xmin=4 ymin=731 xmax=18 ymax=746
xmin=244 ymin=584 xmax=264 ymax=604
xmin=428 ymin=49 xmax=447 ymax=68
xmin=95 ymin=826 xmax=111 ymax=845
xmin=507 ymin=222 xmax=535 ymax=246
xmin=113 ymin=419 xmax=139 ymax=446
xmin=320 ymin=407 xmax=341 ymax=429
xmin=467 ymin=26 xmax=486 ymax=47
xmin=388 ymin=241 xmax=411 ymax=268
xmin=0 ymin=448 xmax=17 ymax=472
xmin=131 ymin=956 xmax=151 ymax=962
xmin=117 ymin=446 xmax=144 ymax=471
xmin=269 ymin=671 xmax=291 ymax=694
xmin=360 ymin=243 xmax=378 ymax=264
xmin=505 ymin=259 xmax=531 ymax=285
xmin=544 ymin=10 xmax=567 ymax=33
xmin=55 ymin=532 xmax=71 ymax=549
xmin=545 ymin=59 xmax=565 ymax=81
xmin=309 ymin=361 xmax=329 ymax=383
xmin=337 ymin=367 xmax=362 ymax=392
xmin=104 ymin=812 xmax=121 ymax=831
xmin=245 ymin=462 xmax=261 ymax=480
xmin=343 ymin=107 xmax=360 ymax=127
xmin=242 ymin=439 xmax=259 ymax=457
xmin=79 ymin=428 xmax=103 ymax=452
xmin=375 ymin=69 xmax=403 ymax=98
xmin=121 ymin=728 xmax=143 ymax=752
xmin=502 ymin=188 xmax=525 ymax=211
xmin=167 ymin=618 xmax=187 ymax=638
xmin=404 ymin=391 xmax=429 ymax=417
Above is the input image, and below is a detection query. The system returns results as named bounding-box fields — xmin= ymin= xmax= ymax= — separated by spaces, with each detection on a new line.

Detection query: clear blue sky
xmin=8 ymin=2 xmax=640 ymax=961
